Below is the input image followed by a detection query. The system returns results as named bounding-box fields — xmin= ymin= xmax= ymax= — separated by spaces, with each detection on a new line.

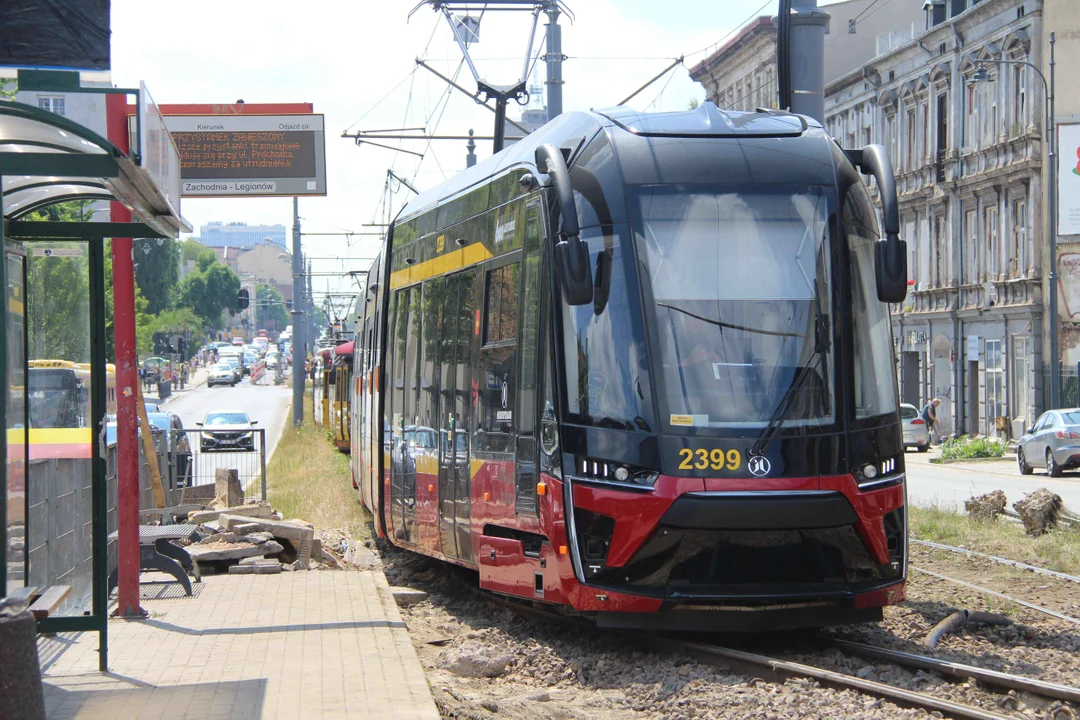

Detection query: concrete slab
xmin=41 ymin=571 xmax=439 ymax=720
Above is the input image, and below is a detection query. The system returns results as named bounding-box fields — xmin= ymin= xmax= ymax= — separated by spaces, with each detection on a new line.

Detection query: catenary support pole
xmin=1049 ymin=32 xmax=1059 ymax=409
xmin=106 ymin=92 xmax=143 ymax=617
xmin=785 ymin=0 xmax=830 ymax=124
xmin=545 ymin=5 xmax=563 ymax=121
xmin=292 ymin=196 xmax=304 ymax=427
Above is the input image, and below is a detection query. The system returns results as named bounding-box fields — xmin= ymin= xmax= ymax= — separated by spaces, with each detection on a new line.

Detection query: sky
xmin=109 ymin=0 xmax=789 ymax=299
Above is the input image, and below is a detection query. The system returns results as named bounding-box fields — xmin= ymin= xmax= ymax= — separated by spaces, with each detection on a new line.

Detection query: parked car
xmin=208 ymin=362 xmax=237 ymax=387
xmin=197 ymin=410 xmax=258 ymax=453
xmin=1017 ymin=409 xmax=1080 ymax=477
xmin=104 ymin=411 xmax=192 ymax=489
xmin=900 ymin=403 xmax=930 ymax=452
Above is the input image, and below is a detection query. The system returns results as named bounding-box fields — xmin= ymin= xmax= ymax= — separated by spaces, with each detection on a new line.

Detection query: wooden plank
xmin=136 ymin=383 xmax=167 ymax=508
xmin=29 ymin=585 xmax=71 ymax=620
xmin=8 ymin=586 xmax=38 ymax=603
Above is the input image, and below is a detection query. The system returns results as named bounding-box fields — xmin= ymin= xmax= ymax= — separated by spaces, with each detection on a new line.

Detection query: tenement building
xmin=826 ymin=0 xmax=1048 ymax=439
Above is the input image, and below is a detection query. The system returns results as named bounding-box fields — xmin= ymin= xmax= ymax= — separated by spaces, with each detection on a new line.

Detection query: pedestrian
xmin=920 ymin=398 xmax=942 ymax=444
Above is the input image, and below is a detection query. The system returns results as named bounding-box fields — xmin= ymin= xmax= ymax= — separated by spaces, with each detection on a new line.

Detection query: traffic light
xmin=177 ymin=336 xmax=187 ymax=357
xmin=238 ymin=287 xmax=250 ymax=310
xmin=153 ymin=331 xmax=167 ymax=355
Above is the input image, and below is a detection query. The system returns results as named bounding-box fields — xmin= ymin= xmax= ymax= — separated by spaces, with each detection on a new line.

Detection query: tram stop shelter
xmin=1 ymin=80 xmax=188 ymax=674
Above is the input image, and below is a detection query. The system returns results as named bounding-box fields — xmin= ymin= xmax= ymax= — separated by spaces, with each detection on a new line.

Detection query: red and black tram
xmin=350 ymin=102 xmax=909 ymax=630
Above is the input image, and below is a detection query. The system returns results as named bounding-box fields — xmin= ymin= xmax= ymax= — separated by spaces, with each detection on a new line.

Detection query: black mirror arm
xmin=847 ymin=144 xmax=908 ymax=303
xmin=535 ymin=143 xmax=592 ymax=305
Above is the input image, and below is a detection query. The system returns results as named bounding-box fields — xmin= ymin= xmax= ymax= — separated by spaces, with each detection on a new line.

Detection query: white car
xmin=208 ymin=362 xmax=237 ymax=387
xmin=197 ymin=410 xmax=257 ymax=453
xmin=900 ymin=403 xmax=930 ymax=452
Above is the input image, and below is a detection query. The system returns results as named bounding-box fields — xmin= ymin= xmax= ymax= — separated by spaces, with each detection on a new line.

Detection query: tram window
xmin=484 ymin=263 xmax=520 ymax=345
xmin=419 ymin=278 xmax=442 ymax=429
xmin=845 ymin=182 xmax=898 ymax=419
xmin=516 ymin=208 xmax=544 ymax=514
xmin=561 ymin=227 xmax=653 ymax=430
xmin=405 ymin=286 xmax=422 ymax=424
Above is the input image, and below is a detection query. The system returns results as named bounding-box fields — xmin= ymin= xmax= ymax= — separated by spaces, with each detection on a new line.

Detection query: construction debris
xmin=1014 ymin=489 xmax=1065 ymax=537
xmin=965 ymin=490 xmax=1008 ymax=521
xmin=178 ymin=501 xmax=360 ymax=576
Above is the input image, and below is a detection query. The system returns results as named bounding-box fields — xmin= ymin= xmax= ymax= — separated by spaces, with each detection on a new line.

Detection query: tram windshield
xmin=636 ymin=186 xmax=834 ymax=430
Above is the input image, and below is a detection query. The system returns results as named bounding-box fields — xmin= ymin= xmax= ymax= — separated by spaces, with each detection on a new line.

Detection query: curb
xmin=930 ymin=455 xmax=1014 ymax=465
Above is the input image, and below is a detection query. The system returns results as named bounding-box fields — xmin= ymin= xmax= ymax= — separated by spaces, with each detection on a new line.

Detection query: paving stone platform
xmin=41 ymin=570 xmax=439 ymax=719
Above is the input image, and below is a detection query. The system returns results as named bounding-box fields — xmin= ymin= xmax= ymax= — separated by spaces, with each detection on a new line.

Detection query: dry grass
xmin=910 ymin=504 xmax=1080 ymax=576
xmin=266 ymin=392 xmax=370 ymax=540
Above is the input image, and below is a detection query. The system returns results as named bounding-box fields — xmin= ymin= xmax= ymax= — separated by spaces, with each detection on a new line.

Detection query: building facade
xmin=199 ymin=221 xmax=287 ymax=250
xmin=826 ymin=0 xmax=1048 ymax=439
xmin=689 ymin=0 xmax=925 ymax=113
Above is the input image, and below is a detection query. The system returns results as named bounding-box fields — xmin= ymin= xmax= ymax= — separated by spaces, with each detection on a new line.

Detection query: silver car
xmin=1017 ymin=409 xmax=1080 ymax=476
xmin=900 ymin=403 xmax=930 ymax=452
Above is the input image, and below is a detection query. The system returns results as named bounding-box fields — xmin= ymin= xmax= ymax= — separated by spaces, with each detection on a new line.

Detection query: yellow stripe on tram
xmin=6 ymin=428 xmax=93 ymax=444
xmin=388 ymin=243 xmax=493 ymax=290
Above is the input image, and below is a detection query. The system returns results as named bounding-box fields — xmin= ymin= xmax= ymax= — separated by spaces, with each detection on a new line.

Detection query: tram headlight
xmin=862 ymin=463 xmax=879 ymax=479
xmin=574 ymin=457 xmax=659 ymax=489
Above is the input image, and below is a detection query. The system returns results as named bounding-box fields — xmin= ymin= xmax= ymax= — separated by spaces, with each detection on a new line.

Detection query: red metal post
xmin=106 ymin=93 xmax=144 ymax=617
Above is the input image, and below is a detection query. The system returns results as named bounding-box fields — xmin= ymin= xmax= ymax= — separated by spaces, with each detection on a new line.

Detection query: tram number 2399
xmin=678 ymin=448 xmax=742 ymax=471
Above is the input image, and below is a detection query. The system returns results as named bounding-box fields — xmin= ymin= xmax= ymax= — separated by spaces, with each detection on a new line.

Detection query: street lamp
xmin=974 ymin=32 xmax=1057 ymax=406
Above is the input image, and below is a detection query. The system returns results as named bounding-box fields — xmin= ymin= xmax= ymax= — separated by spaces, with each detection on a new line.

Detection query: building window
xmin=1011 ymin=196 xmax=1027 ymax=278
xmin=986 ymin=205 xmax=999 ymax=279
xmin=965 ymin=209 xmax=978 ymax=284
xmin=932 ymin=215 xmax=946 ymax=286
xmin=921 ymin=100 xmax=930 ymax=160
xmin=1012 ymin=63 xmax=1027 ymax=134
xmin=985 ymin=339 xmax=1004 ymax=436
xmin=965 ymin=82 xmax=978 ymax=148
xmin=37 ymin=96 xmax=65 ymax=116
xmin=936 ymin=92 xmax=949 ymax=154
xmin=985 ymin=74 xmax=999 ymax=143
xmin=906 ymin=108 xmax=916 ymax=169
xmin=848 ymin=18 xmax=857 ymax=33
xmin=885 ymin=112 xmax=898 ymax=166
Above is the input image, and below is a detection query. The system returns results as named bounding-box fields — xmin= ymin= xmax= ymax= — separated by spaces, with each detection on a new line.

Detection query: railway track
xmin=474 ymin=583 xmax=1079 ymax=719
xmin=654 ymin=636 xmax=1080 ymax=720
xmin=911 ymin=565 xmax=1080 ymax=627
xmin=911 ymin=539 xmax=1080 ymax=585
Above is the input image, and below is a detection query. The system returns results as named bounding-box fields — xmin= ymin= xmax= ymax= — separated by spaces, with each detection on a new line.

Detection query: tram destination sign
xmin=164 ymin=114 xmax=327 ymax=197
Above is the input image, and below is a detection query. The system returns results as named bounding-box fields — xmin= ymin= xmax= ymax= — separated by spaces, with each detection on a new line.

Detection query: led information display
xmin=164 ymin=114 xmax=326 ymax=197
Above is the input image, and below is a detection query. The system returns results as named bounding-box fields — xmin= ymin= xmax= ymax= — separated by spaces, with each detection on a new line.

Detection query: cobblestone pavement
xmin=41 ymin=570 xmax=439 ymax=719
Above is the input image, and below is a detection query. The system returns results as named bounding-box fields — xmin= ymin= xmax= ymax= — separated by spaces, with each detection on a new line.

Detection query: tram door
xmin=389 ymin=287 xmax=420 ymax=543
xmin=437 ymin=269 xmax=476 ymax=562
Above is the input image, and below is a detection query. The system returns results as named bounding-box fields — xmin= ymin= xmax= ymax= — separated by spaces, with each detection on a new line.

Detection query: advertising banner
xmin=1059 ymin=123 xmax=1080 ymax=237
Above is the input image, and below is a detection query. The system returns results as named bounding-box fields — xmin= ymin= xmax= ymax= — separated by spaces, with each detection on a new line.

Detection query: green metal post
xmin=88 ymin=238 xmax=108 ymax=670
xmin=0 ymin=175 xmax=7 ymax=601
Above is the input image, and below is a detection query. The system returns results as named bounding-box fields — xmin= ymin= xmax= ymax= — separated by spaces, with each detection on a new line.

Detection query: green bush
xmin=940 ymin=435 xmax=1007 ymax=460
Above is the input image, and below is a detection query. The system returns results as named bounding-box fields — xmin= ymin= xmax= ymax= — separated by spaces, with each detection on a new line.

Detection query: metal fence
xmin=1041 ymin=363 xmax=1080 ymax=411
xmin=176 ymin=427 xmax=267 ymax=502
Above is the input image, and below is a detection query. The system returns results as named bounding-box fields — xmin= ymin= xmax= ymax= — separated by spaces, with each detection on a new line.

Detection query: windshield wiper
xmin=749 ymin=313 xmax=830 ymax=458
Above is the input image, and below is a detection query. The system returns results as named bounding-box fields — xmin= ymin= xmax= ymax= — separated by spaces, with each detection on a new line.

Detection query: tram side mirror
xmin=874 ymin=236 xmax=908 ymax=304
xmin=536 ymin=143 xmax=593 ymax=306
xmin=847 ymin=145 xmax=908 ymax=304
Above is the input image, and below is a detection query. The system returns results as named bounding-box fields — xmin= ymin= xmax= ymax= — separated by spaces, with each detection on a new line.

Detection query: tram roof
xmin=395 ymin=102 xmax=819 ymax=226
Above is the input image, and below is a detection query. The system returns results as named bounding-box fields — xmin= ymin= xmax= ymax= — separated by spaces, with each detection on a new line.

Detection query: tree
xmin=179 ymin=238 xmax=205 ymax=265
xmin=133 ymin=237 xmax=179 ymax=314
xmin=176 ymin=256 xmax=241 ymax=330
xmin=255 ymin=282 xmax=288 ymax=331
xmin=146 ymin=308 xmax=204 ymax=359
xmin=196 ymin=249 xmax=216 ymax=272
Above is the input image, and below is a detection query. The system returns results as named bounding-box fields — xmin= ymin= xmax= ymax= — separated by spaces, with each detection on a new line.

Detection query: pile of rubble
xmin=965 ymin=488 xmax=1080 ymax=537
xmin=179 ymin=501 xmax=345 ymax=575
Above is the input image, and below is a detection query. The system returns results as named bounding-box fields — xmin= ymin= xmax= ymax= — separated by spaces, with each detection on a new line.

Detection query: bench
xmin=108 ymin=525 xmax=202 ymax=597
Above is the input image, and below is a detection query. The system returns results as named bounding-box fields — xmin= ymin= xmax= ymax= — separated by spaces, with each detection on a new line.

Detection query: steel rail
xmin=911 ymin=566 xmax=1080 ymax=627
xmin=831 ymin=638 xmax=1080 ymax=704
xmin=654 ymin=639 xmax=1013 ymax=720
xmin=911 ymin=539 xmax=1080 ymax=585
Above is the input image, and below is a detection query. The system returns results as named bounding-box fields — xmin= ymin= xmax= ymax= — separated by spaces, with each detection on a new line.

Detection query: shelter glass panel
xmin=6 ymin=249 xmax=27 ymax=592
xmin=24 ymin=239 xmax=95 ymax=615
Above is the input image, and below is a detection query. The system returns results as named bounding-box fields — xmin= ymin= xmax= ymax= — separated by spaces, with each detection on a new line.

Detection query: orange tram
xmin=348 ymin=104 xmax=910 ymax=631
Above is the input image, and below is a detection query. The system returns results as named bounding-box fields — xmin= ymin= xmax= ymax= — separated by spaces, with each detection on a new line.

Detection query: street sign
xmin=164 ymin=114 xmax=327 ymax=197
xmin=32 ymin=247 xmax=84 ymax=257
